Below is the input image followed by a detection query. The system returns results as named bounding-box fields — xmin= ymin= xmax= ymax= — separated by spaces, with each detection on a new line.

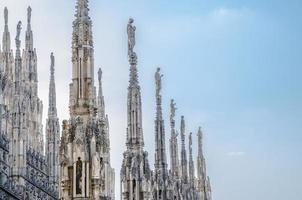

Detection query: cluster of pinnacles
xmin=0 ymin=0 xmax=212 ymax=200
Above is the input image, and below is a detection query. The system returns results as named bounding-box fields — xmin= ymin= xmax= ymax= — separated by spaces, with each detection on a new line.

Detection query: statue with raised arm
xmin=15 ymin=21 xmax=22 ymax=48
xmin=155 ymin=68 xmax=163 ymax=96
xmin=127 ymin=18 xmax=136 ymax=56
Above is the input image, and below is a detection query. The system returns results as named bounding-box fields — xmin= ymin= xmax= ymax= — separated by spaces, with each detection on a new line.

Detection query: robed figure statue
xmin=127 ymin=18 xmax=136 ymax=57
xmin=76 ymin=157 xmax=82 ymax=194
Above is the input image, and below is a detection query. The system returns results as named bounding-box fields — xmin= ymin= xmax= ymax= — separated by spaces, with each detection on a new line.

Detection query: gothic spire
xmin=48 ymin=53 xmax=57 ymax=117
xmin=70 ymin=0 xmax=95 ymax=116
xmin=154 ymin=68 xmax=167 ymax=170
xmin=127 ymin=18 xmax=138 ymax=86
xmin=154 ymin=68 xmax=168 ymax=198
xmin=170 ymin=99 xmax=180 ymax=179
xmin=126 ymin=18 xmax=144 ymax=150
xmin=197 ymin=127 xmax=203 ymax=160
xmin=98 ymin=68 xmax=105 ymax=120
xmin=46 ymin=52 xmax=60 ymax=189
xmin=14 ymin=21 xmax=22 ymax=81
xmin=197 ymin=127 xmax=205 ymax=181
xmin=189 ymin=132 xmax=195 ymax=186
xmin=76 ymin=0 xmax=89 ymax=19
xmin=2 ymin=7 xmax=11 ymax=53
xmin=25 ymin=6 xmax=33 ymax=51
xmin=180 ymin=115 xmax=188 ymax=183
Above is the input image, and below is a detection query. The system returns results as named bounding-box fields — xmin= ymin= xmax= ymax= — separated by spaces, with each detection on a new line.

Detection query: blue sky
xmin=0 ymin=0 xmax=301 ymax=199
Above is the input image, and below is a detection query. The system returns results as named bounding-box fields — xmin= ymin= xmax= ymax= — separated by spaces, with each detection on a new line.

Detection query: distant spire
xmin=46 ymin=53 xmax=60 ymax=189
xmin=197 ymin=127 xmax=203 ymax=158
xmin=2 ymin=7 xmax=11 ymax=52
xmin=98 ymin=68 xmax=105 ymax=120
xmin=154 ymin=68 xmax=167 ymax=170
xmin=15 ymin=21 xmax=22 ymax=58
xmin=170 ymin=99 xmax=180 ymax=179
xmin=127 ymin=18 xmax=138 ymax=86
xmin=126 ymin=18 xmax=144 ymax=150
xmin=180 ymin=116 xmax=188 ymax=183
xmin=25 ymin=6 xmax=33 ymax=51
xmin=14 ymin=21 xmax=22 ymax=93
xmin=154 ymin=68 xmax=168 ymax=199
xmin=48 ymin=53 xmax=57 ymax=117
xmin=189 ymin=132 xmax=195 ymax=185
xmin=197 ymin=126 xmax=211 ymax=199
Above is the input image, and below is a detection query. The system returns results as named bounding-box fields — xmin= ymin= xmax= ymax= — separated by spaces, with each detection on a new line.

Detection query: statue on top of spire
xmin=4 ymin=7 xmax=8 ymax=25
xmin=50 ymin=52 xmax=55 ymax=78
xmin=15 ymin=21 xmax=22 ymax=48
xmin=127 ymin=18 xmax=136 ymax=57
xmin=155 ymin=68 xmax=163 ymax=97
xmin=51 ymin=52 xmax=55 ymax=67
xmin=27 ymin=6 xmax=32 ymax=24
xmin=170 ymin=99 xmax=176 ymax=120
xmin=98 ymin=68 xmax=102 ymax=83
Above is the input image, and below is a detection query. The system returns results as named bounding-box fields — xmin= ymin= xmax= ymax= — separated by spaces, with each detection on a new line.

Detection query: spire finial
xmin=155 ymin=68 xmax=163 ymax=98
xmin=98 ymin=68 xmax=102 ymax=83
xmin=15 ymin=21 xmax=22 ymax=50
xmin=181 ymin=115 xmax=185 ymax=136
xmin=76 ymin=0 xmax=89 ymax=19
xmin=98 ymin=68 xmax=106 ymax=120
xmin=50 ymin=52 xmax=55 ymax=77
xmin=198 ymin=126 xmax=203 ymax=157
xmin=4 ymin=7 xmax=8 ymax=25
xmin=27 ymin=6 xmax=32 ymax=24
xmin=48 ymin=52 xmax=57 ymax=117
xmin=127 ymin=18 xmax=136 ymax=57
xmin=170 ymin=99 xmax=177 ymax=121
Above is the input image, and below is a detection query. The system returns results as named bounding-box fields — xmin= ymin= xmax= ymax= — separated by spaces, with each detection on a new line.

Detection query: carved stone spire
xmin=98 ymin=68 xmax=105 ymax=120
xmin=154 ymin=68 xmax=168 ymax=199
xmin=121 ymin=19 xmax=152 ymax=200
xmin=180 ymin=116 xmax=188 ymax=183
xmin=196 ymin=127 xmax=212 ymax=200
xmin=189 ymin=132 xmax=195 ymax=186
xmin=76 ymin=0 xmax=89 ymax=19
xmin=97 ymin=67 xmax=111 ymax=160
xmin=169 ymin=99 xmax=180 ymax=179
xmin=197 ymin=127 xmax=203 ymax=163
xmin=22 ymin=6 xmax=38 ymax=97
xmin=2 ymin=7 xmax=11 ymax=53
xmin=48 ymin=53 xmax=57 ymax=117
xmin=126 ymin=18 xmax=144 ymax=150
xmin=197 ymin=127 xmax=205 ymax=183
xmin=46 ymin=52 xmax=60 ymax=189
xmin=14 ymin=21 xmax=22 ymax=84
xmin=25 ymin=6 xmax=33 ymax=51
xmin=2 ymin=7 xmax=14 ymax=80
xmin=60 ymin=1 xmax=115 ymax=198
xmin=70 ymin=0 xmax=95 ymax=116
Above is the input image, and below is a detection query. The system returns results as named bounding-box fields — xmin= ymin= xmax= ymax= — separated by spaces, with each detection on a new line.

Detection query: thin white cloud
xmin=227 ymin=151 xmax=246 ymax=157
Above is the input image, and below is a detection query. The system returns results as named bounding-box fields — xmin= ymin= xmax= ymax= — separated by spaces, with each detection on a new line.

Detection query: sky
xmin=0 ymin=0 xmax=301 ymax=199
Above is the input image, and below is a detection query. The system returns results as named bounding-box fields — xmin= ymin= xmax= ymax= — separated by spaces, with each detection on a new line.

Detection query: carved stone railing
xmin=0 ymin=178 xmax=23 ymax=199
xmin=26 ymin=148 xmax=47 ymax=173
xmin=24 ymin=165 xmax=59 ymax=199
xmin=0 ymin=133 xmax=9 ymax=152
